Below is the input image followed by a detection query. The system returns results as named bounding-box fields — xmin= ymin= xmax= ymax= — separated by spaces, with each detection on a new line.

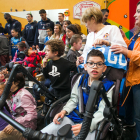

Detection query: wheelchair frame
xmin=0 ymin=64 xmax=125 ymax=140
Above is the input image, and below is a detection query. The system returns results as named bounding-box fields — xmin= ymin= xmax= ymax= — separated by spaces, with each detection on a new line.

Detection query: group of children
xmin=0 ymin=15 xmax=122 ymax=140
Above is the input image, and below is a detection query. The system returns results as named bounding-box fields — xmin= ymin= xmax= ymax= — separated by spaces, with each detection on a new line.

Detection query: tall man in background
xmin=56 ymin=13 xmax=64 ymax=26
xmin=23 ymin=13 xmax=37 ymax=48
xmin=35 ymin=9 xmax=54 ymax=51
xmin=4 ymin=13 xmax=22 ymax=39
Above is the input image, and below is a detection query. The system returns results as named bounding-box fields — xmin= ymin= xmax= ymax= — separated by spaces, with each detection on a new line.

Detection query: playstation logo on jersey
xmin=49 ymin=66 xmax=60 ymax=77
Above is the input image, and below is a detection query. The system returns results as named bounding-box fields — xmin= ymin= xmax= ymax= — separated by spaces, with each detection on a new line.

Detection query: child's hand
xmin=42 ymin=56 xmax=48 ymax=68
xmin=77 ymin=56 xmax=84 ymax=64
xmin=53 ymin=110 xmax=66 ymax=124
xmin=76 ymin=59 xmax=80 ymax=67
xmin=71 ymin=124 xmax=82 ymax=136
xmin=36 ymin=45 xmax=39 ymax=50
xmin=3 ymin=124 xmax=15 ymax=134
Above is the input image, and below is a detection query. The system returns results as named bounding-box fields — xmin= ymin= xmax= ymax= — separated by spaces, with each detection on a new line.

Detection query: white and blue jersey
xmin=79 ymin=45 xmax=127 ymax=71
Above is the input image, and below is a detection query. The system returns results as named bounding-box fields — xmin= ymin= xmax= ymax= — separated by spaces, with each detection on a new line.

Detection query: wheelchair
xmin=43 ymin=67 xmax=136 ymax=140
xmin=0 ymin=65 xmax=136 ymax=140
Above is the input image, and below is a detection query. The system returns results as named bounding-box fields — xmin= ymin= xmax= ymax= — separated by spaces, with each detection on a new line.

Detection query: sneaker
xmin=123 ymin=122 xmax=136 ymax=128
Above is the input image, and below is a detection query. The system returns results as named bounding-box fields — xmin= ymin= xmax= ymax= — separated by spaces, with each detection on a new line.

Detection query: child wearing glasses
xmin=41 ymin=49 xmax=114 ymax=140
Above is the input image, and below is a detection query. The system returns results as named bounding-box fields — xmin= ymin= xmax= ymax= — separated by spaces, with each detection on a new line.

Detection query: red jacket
xmin=24 ymin=52 xmax=45 ymax=67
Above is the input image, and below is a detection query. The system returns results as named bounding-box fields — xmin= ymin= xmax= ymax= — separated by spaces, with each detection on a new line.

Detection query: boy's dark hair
xmin=87 ymin=49 xmax=105 ymax=62
xmin=0 ymin=27 xmax=4 ymax=33
xmin=17 ymin=42 xmax=26 ymax=49
xmin=13 ymin=72 xmax=25 ymax=90
xmin=101 ymin=9 xmax=109 ymax=15
xmin=45 ymin=39 xmax=65 ymax=57
xmin=46 ymin=27 xmax=52 ymax=31
xmin=27 ymin=13 xmax=33 ymax=17
xmin=39 ymin=9 xmax=46 ymax=14
xmin=58 ymin=13 xmax=64 ymax=17
xmin=70 ymin=34 xmax=82 ymax=46
xmin=24 ymin=48 xmax=29 ymax=57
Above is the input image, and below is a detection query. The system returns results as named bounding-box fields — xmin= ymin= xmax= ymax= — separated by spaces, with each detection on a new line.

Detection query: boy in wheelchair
xmin=41 ymin=49 xmax=114 ymax=140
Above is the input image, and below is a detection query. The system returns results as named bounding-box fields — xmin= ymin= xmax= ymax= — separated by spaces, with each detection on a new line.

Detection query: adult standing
xmin=101 ymin=9 xmax=111 ymax=25
xmin=56 ymin=13 xmax=64 ymax=27
xmin=78 ymin=7 xmax=127 ymax=63
xmin=111 ymin=2 xmax=140 ymax=139
xmin=23 ymin=13 xmax=37 ymax=48
xmin=4 ymin=13 xmax=22 ymax=39
xmin=35 ymin=9 xmax=54 ymax=51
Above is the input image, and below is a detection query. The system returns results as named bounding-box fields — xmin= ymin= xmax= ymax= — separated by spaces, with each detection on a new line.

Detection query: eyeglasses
xmin=86 ymin=62 xmax=104 ymax=68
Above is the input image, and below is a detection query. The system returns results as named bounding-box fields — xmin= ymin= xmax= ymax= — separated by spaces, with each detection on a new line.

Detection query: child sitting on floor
xmin=24 ymin=48 xmax=45 ymax=74
xmin=41 ymin=49 xmax=114 ymax=140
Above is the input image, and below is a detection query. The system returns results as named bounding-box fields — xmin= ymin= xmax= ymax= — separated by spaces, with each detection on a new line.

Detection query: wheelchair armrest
xmin=44 ymin=94 xmax=70 ymax=123
xmin=57 ymin=124 xmax=72 ymax=138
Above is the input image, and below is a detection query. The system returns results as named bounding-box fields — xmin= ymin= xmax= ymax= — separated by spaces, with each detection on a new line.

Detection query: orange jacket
xmin=124 ymin=36 xmax=140 ymax=87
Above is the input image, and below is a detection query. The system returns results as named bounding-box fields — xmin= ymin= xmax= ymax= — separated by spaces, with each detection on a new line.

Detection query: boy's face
xmin=0 ymin=85 xmax=4 ymax=97
xmin=73 ymin=39 xmax=82 ymax=51
xmin=46 ymin=29 xmax=52 ymax=37
xmin=0 ymin=73 xmax=4 ymax=82
xmin=45 ymin=45 xmax=58 ymax=60
xmin=17 ymin=45 xmax=25 ymax=51
xmin=84 ymin=56 xmax=107 ymax=80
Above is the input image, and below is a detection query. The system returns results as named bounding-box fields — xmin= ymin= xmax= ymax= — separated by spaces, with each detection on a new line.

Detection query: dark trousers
xmin=33 ymin=80 xmax=71 ymax=103
xmin=123 ymin=84 xmax=140 ymax=140
xmin=39 ymin=44 xmax=44 ymax=51
xmin=33 ymin=79 xmax=51 ymax=101
xmin=0 ymin=54 xmax=9 ymax=66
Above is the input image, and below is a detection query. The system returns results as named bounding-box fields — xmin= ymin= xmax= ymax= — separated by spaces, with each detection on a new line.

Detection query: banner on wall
xmin=73 ymin=1 xmax=101 ymax=19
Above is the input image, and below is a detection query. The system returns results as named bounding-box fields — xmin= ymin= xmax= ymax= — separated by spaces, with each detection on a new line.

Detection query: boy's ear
xmin=84 ymin=63 xmax=87 ymax=71
xmin=73 ymin=42 xmax=76 ymax=46
xmin=54 ymin=51 xmax=58 ymax=56
xmin=103 ymin=65 xmax=107 ymax=73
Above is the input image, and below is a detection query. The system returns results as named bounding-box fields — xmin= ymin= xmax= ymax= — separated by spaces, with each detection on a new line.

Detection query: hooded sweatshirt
xmin=35 ymin=18 xmax=54 ymax=45
xmin=4 ymin=19 xmax=22 ymax=38
xmin=23 ymin=22 xmax=37 ymax=46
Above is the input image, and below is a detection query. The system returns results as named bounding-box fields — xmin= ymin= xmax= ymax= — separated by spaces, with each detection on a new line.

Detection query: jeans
xmin=123 ymin=84 xmax=140 ymax=140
